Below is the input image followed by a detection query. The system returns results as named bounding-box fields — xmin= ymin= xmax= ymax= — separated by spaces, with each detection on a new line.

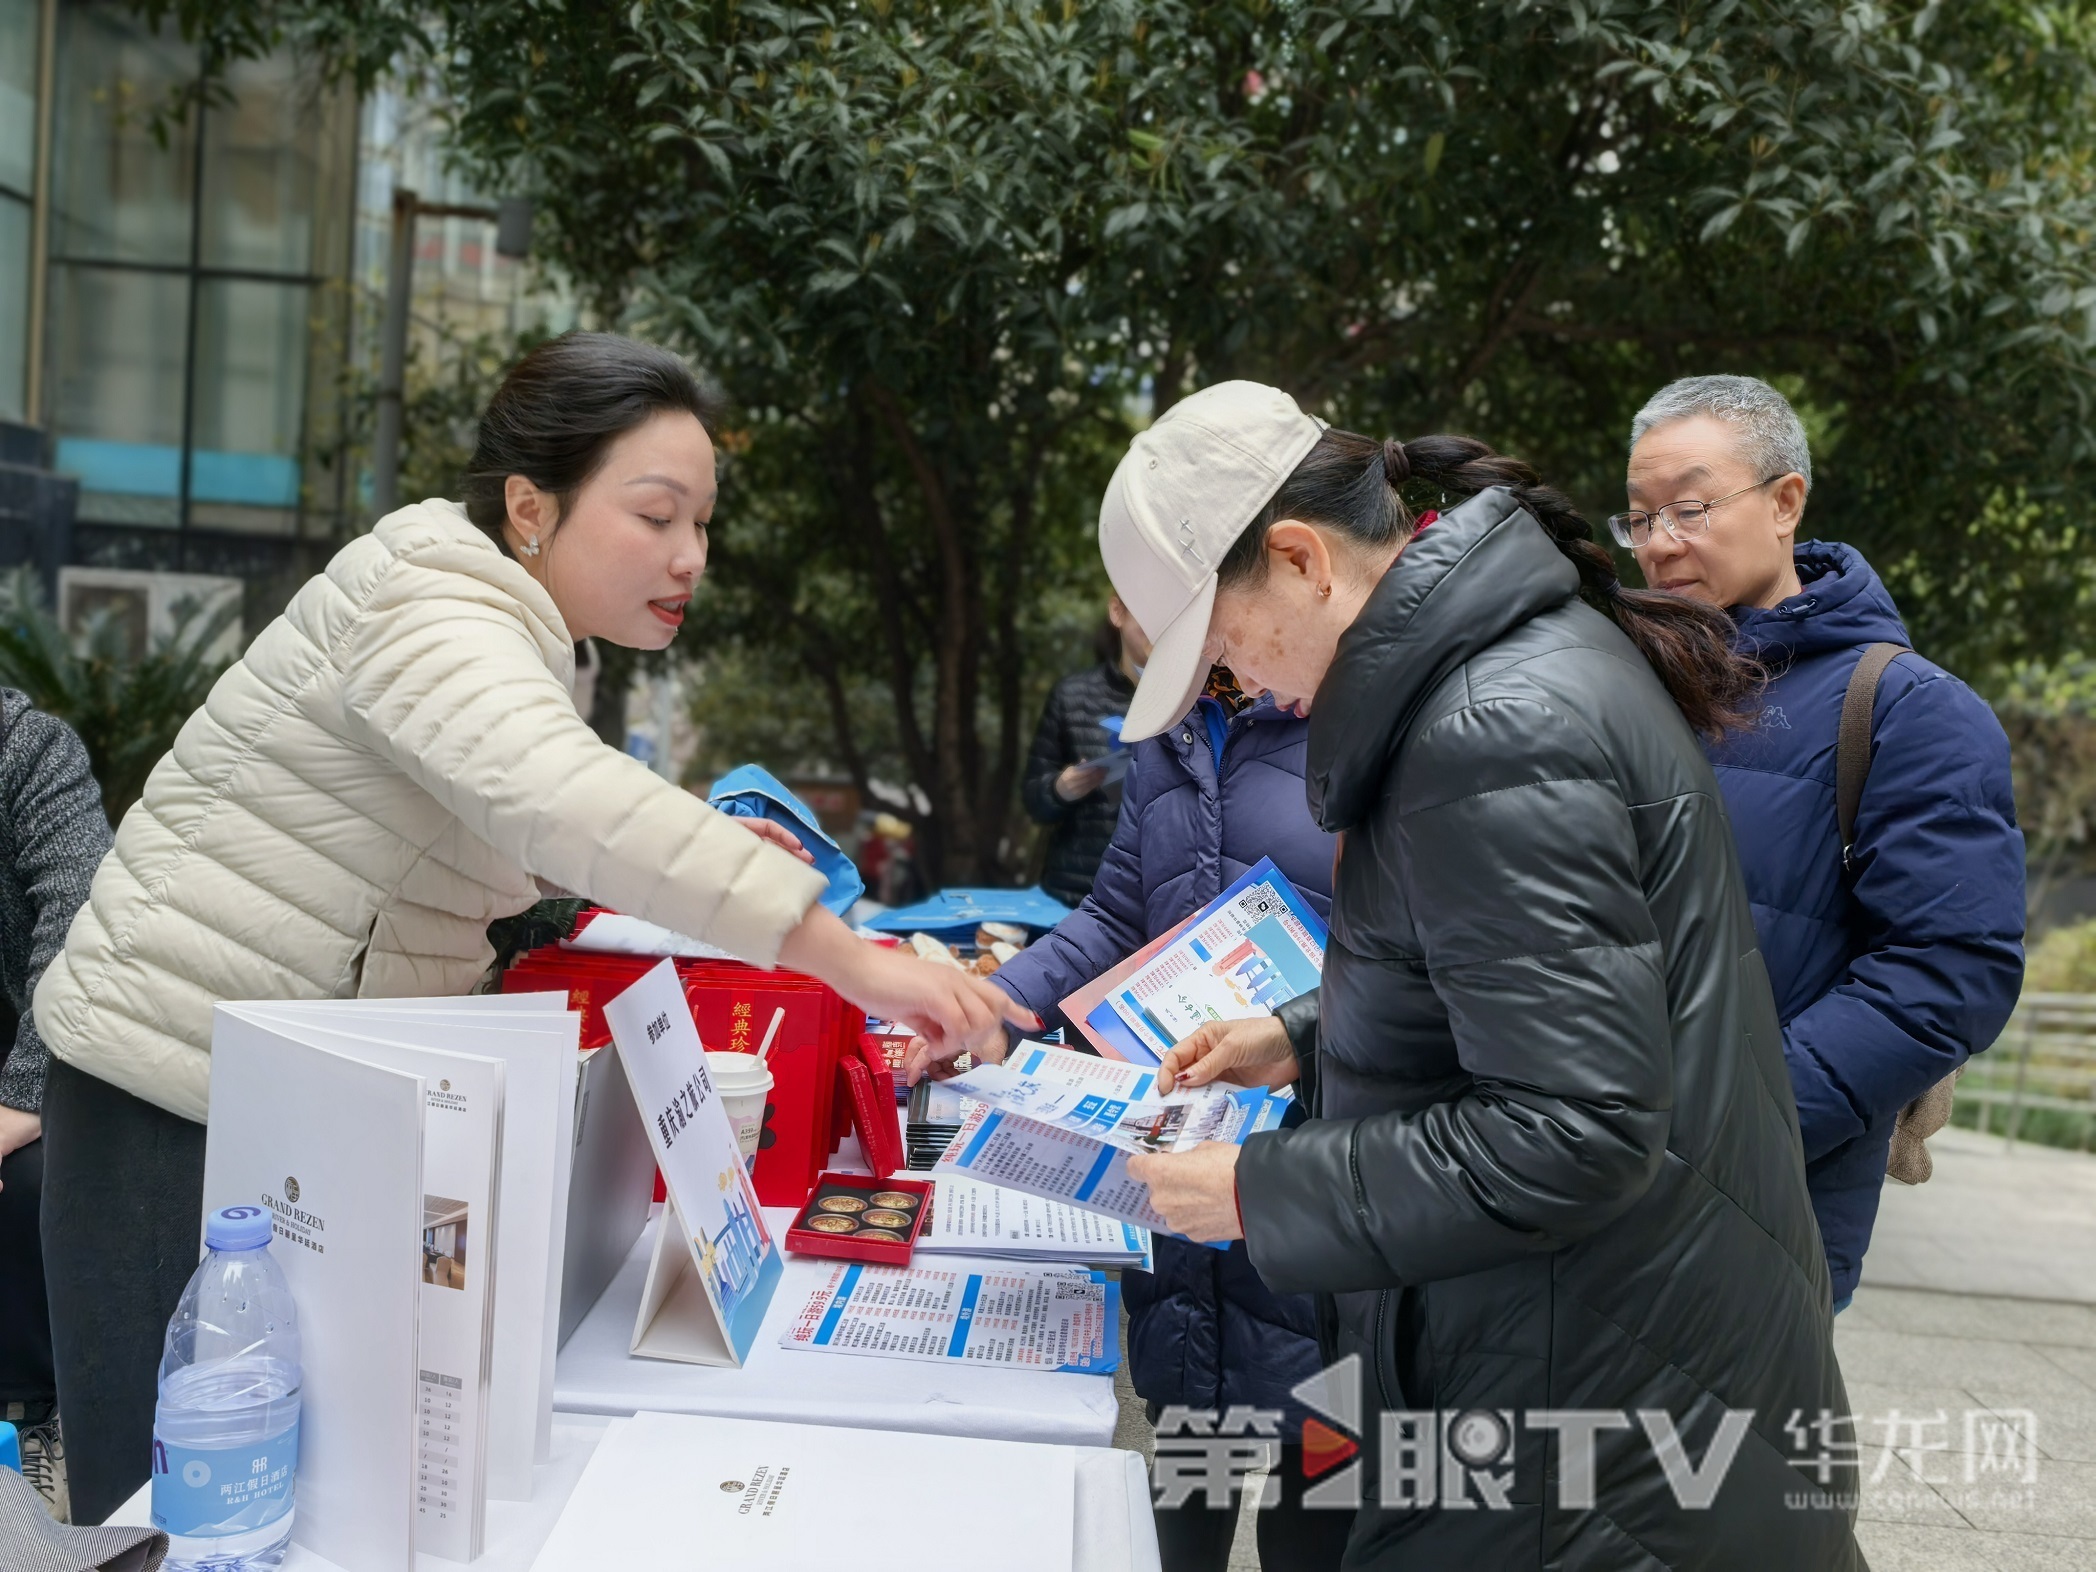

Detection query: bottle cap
xmin=205 ymin=1204 xmax=275 ymax=1252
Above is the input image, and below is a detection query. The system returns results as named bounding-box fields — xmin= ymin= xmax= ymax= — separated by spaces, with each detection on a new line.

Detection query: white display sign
xmin=602 ymin=959 xmax=782 ymax=1366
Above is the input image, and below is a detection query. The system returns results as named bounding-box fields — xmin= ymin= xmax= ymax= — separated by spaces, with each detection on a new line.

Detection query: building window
xmin=0 ymin=0 xmax=39 ymax=421
xmin=42 ymin=0 xmax=354 ymax=544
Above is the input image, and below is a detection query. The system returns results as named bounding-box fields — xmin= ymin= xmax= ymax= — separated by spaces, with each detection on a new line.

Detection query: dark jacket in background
xmin=0 ymin=689 xmax=111 ymax=1115
xmin=1021 ymin=661 xmax=1135 ymax=907
xmin=1237 ymin=491 xmax=1856 ymax=1568
xmin=1710 ymin=542 xmax=2024 ymax=1303
xmin=994 ymin=689 xmax=1335 ymax=1434
xmin=0 ymin=688 xmax=110 ymax=1410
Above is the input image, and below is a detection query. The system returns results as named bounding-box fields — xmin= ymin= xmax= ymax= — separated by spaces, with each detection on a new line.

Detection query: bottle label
xmin=150 ymin=1419 xmax=299 ymax=1538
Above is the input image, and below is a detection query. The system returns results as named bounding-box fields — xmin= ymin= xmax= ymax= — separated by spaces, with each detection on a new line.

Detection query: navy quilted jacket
xmin=1709 ymin=542 xmax=2025 ymax=1302
xmin=992 ymin=691 xmax=1335 ymax=1427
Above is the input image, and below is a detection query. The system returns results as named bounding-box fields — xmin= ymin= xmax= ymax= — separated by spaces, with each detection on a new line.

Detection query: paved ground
xmin=1843 ymin=1126 xmax=2096 ymax=1569
xmin=1839 ymin=1282 xmax=2096 ymax=1569
xmin=1864 ymin=1126 xmax=2096 ymax=1304
xmin=1109 ymin=1126 xmax=2096 ymax=1570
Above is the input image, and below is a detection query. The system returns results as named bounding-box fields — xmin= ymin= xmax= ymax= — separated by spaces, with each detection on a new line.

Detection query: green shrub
xmin=0 ymin=567 xmax=238 ymax=824
xmin=2025 ymin=920 xmax=2096 ymax=995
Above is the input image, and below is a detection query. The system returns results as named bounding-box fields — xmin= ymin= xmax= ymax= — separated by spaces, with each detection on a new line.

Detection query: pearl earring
xmin=520 ymin=536 xmax=541 ymax=558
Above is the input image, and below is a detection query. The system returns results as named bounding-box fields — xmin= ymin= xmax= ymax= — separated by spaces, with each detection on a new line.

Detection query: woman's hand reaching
xmin=1155 ymin=1014 xmax=1300 ymax=1093
xmin=778 ymin=906 xmax=1038 ymax=1062
xmin=900 ymin=1009 xmax=1017 ymax=1085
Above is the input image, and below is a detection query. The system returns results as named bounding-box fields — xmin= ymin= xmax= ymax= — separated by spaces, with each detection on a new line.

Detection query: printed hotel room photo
xmin=422 ymin=1196 xmax=469 ymax=1291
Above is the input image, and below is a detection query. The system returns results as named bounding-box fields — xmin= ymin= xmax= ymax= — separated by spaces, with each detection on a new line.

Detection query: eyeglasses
xmin=1607 ymin=476 xmax=1782 ymax=549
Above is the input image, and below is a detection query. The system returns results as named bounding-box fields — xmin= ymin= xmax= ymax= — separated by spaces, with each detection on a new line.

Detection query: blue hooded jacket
xmin=1708 ymin=542 xmax=2025 ymax=1303
xmin=992 ymin=691 xmax=1335 ymax=1428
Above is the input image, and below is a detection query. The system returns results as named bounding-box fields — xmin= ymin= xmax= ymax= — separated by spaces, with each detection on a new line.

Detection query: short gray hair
xmin=1629 ymin=375 xmax=1812 ymax=492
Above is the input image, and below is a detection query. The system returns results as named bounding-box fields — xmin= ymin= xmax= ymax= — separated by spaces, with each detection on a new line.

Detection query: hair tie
xmin=1382 ymin=437 xmax=1410 ymax=487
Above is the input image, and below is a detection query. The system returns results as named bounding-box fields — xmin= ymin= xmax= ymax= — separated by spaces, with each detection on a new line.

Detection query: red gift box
xmin=783 ymin=1172 xmax=933 ymax=1266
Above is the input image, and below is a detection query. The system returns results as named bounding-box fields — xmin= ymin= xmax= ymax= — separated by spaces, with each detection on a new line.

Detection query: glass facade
xmin=0 ymin=0 xmax=38 ymax=420
xmin=1 ymin=5 xmax=572 ymax=586
xmin=37 ymin=0 xmax=357 ymax=545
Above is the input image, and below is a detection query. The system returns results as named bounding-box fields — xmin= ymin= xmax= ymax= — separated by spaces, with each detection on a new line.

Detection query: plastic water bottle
xmin=151 ymin=1205 xmax=303 ymax=1570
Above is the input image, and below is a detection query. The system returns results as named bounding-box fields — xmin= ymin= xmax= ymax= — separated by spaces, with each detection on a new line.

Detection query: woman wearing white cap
xmin=926 ymin=383 xmax=1860 ymax=1568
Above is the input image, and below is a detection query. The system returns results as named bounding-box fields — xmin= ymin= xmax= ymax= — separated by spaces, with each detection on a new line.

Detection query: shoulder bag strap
xmin=1835 ymin=642 xmax=1909 ymax=871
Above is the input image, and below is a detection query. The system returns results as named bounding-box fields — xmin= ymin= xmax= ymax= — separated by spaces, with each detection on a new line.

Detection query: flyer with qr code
xmin=1059 ymin=857 xmax=1328 ymax=1065
xmin=777 ymin=1258 xmax=1119 ymax=1374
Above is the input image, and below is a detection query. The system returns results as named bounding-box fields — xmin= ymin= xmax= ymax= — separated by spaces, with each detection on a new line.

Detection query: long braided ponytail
xmin=1215 ymin=426 xmax=1760 ymax=738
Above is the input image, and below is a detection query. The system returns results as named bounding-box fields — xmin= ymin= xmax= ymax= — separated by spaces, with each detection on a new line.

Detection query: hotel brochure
xmin=1058 ymin=856 xmax=1327 ymax=1064
xmin=245 ymin=996 xmax=580 ymax=1501
xmin=529 ymin=1409 xmax=1076 ymax=1572
xmin=777 ymin=1257 xmax=1118 ymax=1374
xmin=202 ymin=1015 xmax=423 ymax=1572
xmin=216 ymin=1006 xmax=505 ymax=1565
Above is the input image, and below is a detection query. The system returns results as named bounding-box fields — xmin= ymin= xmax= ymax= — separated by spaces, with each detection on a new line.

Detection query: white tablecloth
xmin=551 ymin=1207 xmax=1121 ymax=1448
xmin=106 ymin=1414 xmax=1161 ymax=1572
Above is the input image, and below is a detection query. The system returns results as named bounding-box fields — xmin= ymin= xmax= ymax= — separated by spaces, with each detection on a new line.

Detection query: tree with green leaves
xmin=137 ymin=0 xmax=2096 ymax=882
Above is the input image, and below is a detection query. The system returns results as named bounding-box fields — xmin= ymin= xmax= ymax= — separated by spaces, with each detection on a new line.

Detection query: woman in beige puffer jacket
xmin=32 ymin=332 xmax=1030 ymax=1521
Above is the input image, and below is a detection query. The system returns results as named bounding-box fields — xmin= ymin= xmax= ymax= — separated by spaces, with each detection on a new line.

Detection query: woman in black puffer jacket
xmin=1104 ymin=385 xmax=1859 ymax=1570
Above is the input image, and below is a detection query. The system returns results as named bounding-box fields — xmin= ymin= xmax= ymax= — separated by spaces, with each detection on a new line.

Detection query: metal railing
xmin=1958 ymin=992 xmax=2096 ymax=1151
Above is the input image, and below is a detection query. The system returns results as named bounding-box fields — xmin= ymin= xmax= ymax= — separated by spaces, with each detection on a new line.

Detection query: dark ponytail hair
xmin=1216 ymin=427 xmax=1760 ymax=738
xmin=460 ymin=331 xmax=716 ymax=554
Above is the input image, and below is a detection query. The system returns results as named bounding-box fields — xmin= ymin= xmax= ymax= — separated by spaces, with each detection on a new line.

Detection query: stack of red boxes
xmin=501 ymin=915 xmax=894 ymax=1208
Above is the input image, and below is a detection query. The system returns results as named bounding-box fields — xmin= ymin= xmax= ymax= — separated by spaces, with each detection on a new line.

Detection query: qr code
xmin=1229 ymin=882 xmax=1280 ymax=923
xmin=1053 ymin=1277 xmax=1106 ymax=1302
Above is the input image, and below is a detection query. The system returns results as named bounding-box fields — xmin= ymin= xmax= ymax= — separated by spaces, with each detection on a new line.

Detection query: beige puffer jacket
xmin=34 ymin=499 xmax=826 ymax=1122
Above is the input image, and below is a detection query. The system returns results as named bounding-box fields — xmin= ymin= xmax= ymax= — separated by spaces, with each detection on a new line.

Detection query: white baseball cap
xmin=1098 ymin=381 xmax=1327 ymax=741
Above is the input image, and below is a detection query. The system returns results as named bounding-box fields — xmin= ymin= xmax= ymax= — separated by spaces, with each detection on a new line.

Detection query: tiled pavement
xmin=1843 ymin=1125 xmax=2096 ymax=1569
xmin=1110 ymin=1126 xmax=2096 ymax=1569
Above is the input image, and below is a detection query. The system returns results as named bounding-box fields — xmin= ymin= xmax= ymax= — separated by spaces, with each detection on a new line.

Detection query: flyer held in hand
xmin=931 ymin=1042 xmax=1288 ymax=1243
xmin=1059 ymin=857 xmax=1327 ymax=1065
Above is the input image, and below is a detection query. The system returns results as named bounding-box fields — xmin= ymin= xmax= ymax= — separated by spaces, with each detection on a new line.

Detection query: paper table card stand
xmin=603 ymin=959 xmax=783 ymax=1366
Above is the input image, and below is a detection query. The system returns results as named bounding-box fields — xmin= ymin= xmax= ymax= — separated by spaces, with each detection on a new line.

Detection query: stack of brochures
xmin=920 ymin=1174 xmax=1151 ymax=1268
xmin=906 ymin=1077 xmax=973 ymax=1170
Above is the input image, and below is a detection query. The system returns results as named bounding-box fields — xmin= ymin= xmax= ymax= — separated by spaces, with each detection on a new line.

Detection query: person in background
xmin=0 ymin=688 xmax=112 ymax=1522
xmin=1021 ymin=595 xmax=1151 ymax=907
xmin=1621 ymin=374 xmax=2025 ymax=1311
xmin=991 ymin=662 xmax=1347 ymax=1572
xmin=33 ymin=331 xmax=1027 ymax=1523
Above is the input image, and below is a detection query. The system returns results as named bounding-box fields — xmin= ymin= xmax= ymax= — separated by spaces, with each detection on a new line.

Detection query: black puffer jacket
xmin=1236 ymin=491 xmax=1858 ymax=1569
xmin=1021 ymin=661 xmax=1135 ymax=907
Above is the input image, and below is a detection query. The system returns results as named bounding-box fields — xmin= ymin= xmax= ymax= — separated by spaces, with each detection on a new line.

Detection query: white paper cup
xmin=706 ymin=1052 xmax=775 ymax=1169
